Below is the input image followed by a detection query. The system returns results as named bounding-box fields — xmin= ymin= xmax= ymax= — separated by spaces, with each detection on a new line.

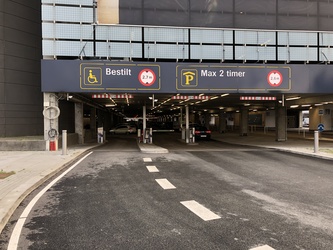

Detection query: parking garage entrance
xmin=41 ymin=60 xmax=333 ymax=150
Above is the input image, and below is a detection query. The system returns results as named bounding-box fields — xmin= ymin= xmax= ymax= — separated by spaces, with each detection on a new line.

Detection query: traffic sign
xmin=317 ymin=123 xmax=325 ymax=132
xmin=138 ymin=69 xmax=156 ymax=86
xmin=267 ymin=70 xmax=283 ymax=87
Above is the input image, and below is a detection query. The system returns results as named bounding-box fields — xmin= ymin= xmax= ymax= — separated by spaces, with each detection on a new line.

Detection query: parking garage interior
xmin=52 ymin=91 xmax=333 ymax=146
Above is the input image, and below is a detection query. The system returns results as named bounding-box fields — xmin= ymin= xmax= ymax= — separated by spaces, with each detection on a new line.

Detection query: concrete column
xmin=240 ymin=108 xmax=249 ymax=136
xmin=204 ymin=114 xmax=210 ymax=129
xmin=90 ymin=107 xmax=97 ymax=139
xmin=43 ymin=93 xmax=60 ymax=150
xmin=180 ymin=107 xmax=183 ymax=130
xmin=143 ymin=106 xmax=146 ymax=143
xmin=75 ymin=102 xmax=84 ymax=144
xmin=185 ymin=105 xmax=190 ymax=143
xmin=276 ymin=105 xmax=287 ymax=141
xmin=219 ymin=112 xmax=227 ymax=133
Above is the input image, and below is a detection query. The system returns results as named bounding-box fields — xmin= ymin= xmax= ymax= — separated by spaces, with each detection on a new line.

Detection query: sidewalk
xmin=0 ymin=144 xmax=100 ymax=234
xmin=212 ymin=130 xmax=333 ymax=160
xmin=1 ymin=132 xmax=333 ymax=235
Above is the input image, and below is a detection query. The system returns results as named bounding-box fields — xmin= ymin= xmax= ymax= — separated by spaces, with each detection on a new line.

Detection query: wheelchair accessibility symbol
xmin=83 ymin=67 xmax=102 ymax=86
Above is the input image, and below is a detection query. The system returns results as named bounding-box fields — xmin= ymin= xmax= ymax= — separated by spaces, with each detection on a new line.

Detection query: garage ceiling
xmin=72 ymin=93 xmax=333 ymax=118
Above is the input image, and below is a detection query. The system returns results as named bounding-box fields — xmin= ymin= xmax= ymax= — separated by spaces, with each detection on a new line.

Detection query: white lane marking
xmin=146 ymin=165 xmax=159 ymax=172
xmin=155 ymin=178 xmax=176 ymax=189
xmin=143 ymin=157 xmax=152 ymax=162
xmin=180 ymin=200 xmax=221 ymax=221
xmin=250 ymin=245 xmax=275 ymax=250
xmin=7 ymin=152 xmax=94 ymax=250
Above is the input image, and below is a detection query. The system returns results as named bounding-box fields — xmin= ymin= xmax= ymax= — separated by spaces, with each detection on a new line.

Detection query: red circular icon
xmin=138 ymin=69 xmax=156 ymax=87
xmin=267 ymin=70 xmax=283 ymax=87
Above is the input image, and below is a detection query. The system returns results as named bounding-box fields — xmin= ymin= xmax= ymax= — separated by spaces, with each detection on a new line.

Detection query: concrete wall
xmin=0 ymin=1 xmax=43 ymax=137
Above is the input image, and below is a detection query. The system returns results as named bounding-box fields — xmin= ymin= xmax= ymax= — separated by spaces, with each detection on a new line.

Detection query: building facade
xmin=2 ymin=0 xmax=333 ymax=141
xmin=0 ymin=1 xmax=42 ymax=137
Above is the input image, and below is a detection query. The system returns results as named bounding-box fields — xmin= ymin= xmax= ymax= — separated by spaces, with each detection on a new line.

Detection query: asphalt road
xmin=1 ymin=133 xmax=333 ymax=250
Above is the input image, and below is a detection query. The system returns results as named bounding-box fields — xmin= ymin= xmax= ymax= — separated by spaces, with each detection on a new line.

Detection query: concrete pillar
xmin=276 ymin=105 xmax=287 ymax=141
xmin=75 ymin=102 xmax=84 ymax=144
xmin=143 ymin=106 xmax=146 ymax=143
xmin=104 ymin=111 xmax=112 ymax=133
xmin=180 ymin=107 xmax=183 ymax=130
xmin=240 ymin=108 xmax=249 ymax=136
xmin=204 ymin=114 xmax=210 ymax=129
xmin=43 ymin=93 xmax=60 ymax=151
xmin=90 ymin=107 xmax=97 ymax=139
xmin=219 ymin=112 xmax=227 ymax=133
xmin=185 ymin=105 xmax=190 ymax=143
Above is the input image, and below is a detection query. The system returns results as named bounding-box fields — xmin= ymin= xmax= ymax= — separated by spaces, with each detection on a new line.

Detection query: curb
xmin=0 ymin=146 xmax=99 ymax=235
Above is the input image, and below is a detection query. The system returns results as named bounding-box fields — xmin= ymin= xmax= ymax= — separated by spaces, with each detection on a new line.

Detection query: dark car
xmin=191 ymin=125 xmax=211 ymax=140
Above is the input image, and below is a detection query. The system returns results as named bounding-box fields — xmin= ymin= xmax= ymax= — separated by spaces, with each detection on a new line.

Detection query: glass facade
xmin=42 ymin=0 xmax=333 ymax=63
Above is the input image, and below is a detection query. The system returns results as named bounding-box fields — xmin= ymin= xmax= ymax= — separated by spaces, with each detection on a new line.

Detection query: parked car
xmin=109 ymin=124 xmax=137 ymax=134
xmin=191 ymin=125 xmax=211 ymax=140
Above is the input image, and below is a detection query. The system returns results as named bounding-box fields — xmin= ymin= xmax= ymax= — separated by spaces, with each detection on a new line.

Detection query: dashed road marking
xmin=146 ymin=165 xmax=159 ymax=172
xmin=250 ymin=245 xmax=275 ymax=250
xmin=180 ymin=200 xmax=221 ymax=221
xmin=143 ymin=157 xmax=152 ymax=162
xmin=155 ymin=178 xmax=176 ymax=189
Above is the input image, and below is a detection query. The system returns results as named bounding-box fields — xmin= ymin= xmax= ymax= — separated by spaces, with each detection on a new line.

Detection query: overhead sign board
xmin=176 ymin=65 xmax=290 ymax=91
xmin=42 ymin=60 xmax=333 ymax=94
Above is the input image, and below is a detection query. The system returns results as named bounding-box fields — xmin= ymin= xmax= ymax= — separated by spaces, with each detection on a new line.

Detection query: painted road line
xmin=250 ymin=245 xmax=275 ymax=250
xmin=155 ymin=178 xmax=176 ymax=189
xmin=143 ymin=157 xmax=152 ymax=162
xmin=180 ymin=200 xmax=221 ymax=221
xmin=7 ymin=152 xmax=94 ymax=250
xmin=146 ymin=165 xmax=159 ymax=172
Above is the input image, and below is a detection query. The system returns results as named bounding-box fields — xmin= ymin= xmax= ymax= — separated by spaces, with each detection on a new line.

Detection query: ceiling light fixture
xmin=285 ymin=96 xmax=301 ymax=101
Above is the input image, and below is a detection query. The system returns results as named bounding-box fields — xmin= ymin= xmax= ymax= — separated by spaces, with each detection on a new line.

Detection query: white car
xmin=109 ymin=124 xmax=137 ymax=134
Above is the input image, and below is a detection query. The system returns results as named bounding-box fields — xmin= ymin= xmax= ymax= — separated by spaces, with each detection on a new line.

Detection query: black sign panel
xmin=41 ymin=60 xmax=333 ymax=94
xmin=175 ymin=65 xmax=290 ymax=91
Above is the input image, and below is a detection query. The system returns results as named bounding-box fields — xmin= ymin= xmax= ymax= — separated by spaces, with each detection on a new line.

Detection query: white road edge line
xmin=180 ymin=200 xmax=221 ymax=221
xmin=143 ymin=157 xmax=152 ymax=162
xmin=7 ymin=151 xmax=94 ymax=250
xmin=155 ymin=178 xmax=176 ymax=189
xmin=249 ymin=245 xmax=275 ymax=250
xmin=146 ymin=165 xmax=159 ymax=172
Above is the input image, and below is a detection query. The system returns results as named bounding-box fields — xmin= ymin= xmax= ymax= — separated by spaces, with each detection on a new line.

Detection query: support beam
xmin=75 ymin=102 xmax=84 ymax=144
xmin=240 ymin=107 xmax=249 ymax=136
xmin=276 ymin=105 xmax=287 ymax=141
xmin=43 ymin=93 xmax=60 ymax=151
